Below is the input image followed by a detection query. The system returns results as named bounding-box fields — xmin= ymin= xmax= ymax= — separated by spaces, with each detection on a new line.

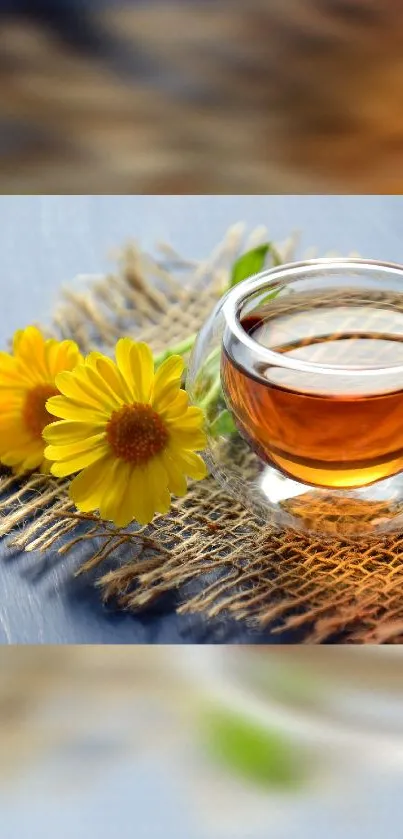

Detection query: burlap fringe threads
xmin=2 ymin=226 xmax=403 ymax=644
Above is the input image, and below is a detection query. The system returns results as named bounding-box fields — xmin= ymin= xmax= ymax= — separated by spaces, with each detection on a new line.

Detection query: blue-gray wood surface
xmin=0 ymin=195 xmax=402 ymax=644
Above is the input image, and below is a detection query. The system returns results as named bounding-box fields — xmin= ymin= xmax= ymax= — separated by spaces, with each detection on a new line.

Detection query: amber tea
xmin=222 ymin=291 xmax=403 ymax=489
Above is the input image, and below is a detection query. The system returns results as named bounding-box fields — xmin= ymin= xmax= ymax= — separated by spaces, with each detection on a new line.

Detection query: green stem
xmin=154 ymin=333 xmax=197 ymax=367
xmin=203 ymin=345 xmax=221 ymax=370
xmin=199 ymin=372 xmax=222 ymax=413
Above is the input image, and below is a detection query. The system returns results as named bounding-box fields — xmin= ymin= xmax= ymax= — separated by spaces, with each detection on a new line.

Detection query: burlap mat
xmin=1 ymin=225 xmax=403 ymax=645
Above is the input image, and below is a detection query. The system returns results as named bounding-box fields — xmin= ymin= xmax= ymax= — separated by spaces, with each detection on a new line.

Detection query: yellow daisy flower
xmin=0 ymin=326 xmax=82 ymax=475
xmin=43 ymin=338 xmax=208 ymax=527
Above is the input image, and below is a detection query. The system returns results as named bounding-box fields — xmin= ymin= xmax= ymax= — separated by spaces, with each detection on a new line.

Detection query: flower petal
xmin=167 ymin=446 xmax=207 ymax=481
xmin=161 ymin=450 xmax=188 ymax=497
xmin=110 ymin=471 xmax=138 ymax=527
xmin=85 ymin=353 xmax=129 ymax=405
xmin=45 ymin=339 xmax=82 ymax=378
xmin=145 ymin=458 xmax=171 ymax=516
xmin=0 ymin=352 xmax=30 ymax=388
xmin=115 ymin=338 xmax=140 ymax=401
xmin=99 ymin=459 xmax=131 ymax=525
xmin=0 ymin=420 xmax=32 ymax=453
xmin=44 ymin=432 xmax=106 ymax=462
xmin=165 ymin=406 xmax=205 ymax=430
xmin=158 ymin=389 xmax=189 ymax=421
xmin=154 ymin=486 xmax=171 ymax=516
xmin=50 ymin=444 xmax=109 ymax=478
xmin=58 ymin=363 xmax=123 ymax=413
xmin=129 ymin=341 xmax=154 ymax=403
xmin=168 ymin=427 xmax=207 ymax=451
xmin=55 ymin=370 xmax=104 ymax=410
xmin=43 ymin=420 xmax=106 ymax=445
xmin=70 ymin=455 xmax=115 ymax=514
xmin=125 ymin=466 xmax=158 ymax=526
xmin=1 ymin=441 xmax=41 ymax=471
xmin=14 ymin=326 xmax=48 ymax=381
xmin=46 ymin=396 xmax=109 ymax=423
xmin=154 ymin=355 xmax=184 ymax=391
xmin=152 ymin=356 xmax=184 ymax=412
xmin=21 ymin=449 xmax=44 ymax=473
xmin=0 ymin=328 xmax=86 ymax=476
xmin=112 ymin=462 xmax=150 ymax=528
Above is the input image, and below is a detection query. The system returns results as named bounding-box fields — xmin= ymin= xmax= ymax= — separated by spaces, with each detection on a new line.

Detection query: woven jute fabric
xmin=2 ymin=226 xmax=403 ymax=645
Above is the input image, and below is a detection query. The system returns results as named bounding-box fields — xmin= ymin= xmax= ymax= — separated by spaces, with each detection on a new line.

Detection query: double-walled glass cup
xmin=187 ymin=259 xmax=403 ymax=539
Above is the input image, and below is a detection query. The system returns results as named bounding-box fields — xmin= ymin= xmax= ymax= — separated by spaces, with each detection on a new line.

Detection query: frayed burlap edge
xmin=2 ymin=226 xmax=403 ymax=644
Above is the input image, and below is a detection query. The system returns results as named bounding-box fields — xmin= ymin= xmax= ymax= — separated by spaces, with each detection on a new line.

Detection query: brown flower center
xmin=23 ymin=384 xmax=59 ymax=439
xmin=106 ymin=403 xmax=169 ymax=465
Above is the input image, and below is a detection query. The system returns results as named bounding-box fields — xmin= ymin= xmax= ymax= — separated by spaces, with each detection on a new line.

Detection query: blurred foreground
xmin=1 ymin=646 xmax=403 ymax=838
xmin=0 ymin=0 xmax=402 ymax=193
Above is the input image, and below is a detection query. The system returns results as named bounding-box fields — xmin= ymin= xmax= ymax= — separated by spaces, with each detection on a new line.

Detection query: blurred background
xmin=1 ymin=194 xmax=403 ymax=340
xmin=1 ymin=646 xmax=403 ymax=838
xmin=1 ymin=0 xmax=403 ymax=193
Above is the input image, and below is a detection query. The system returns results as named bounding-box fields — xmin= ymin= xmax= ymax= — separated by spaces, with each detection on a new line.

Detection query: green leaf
xmin=230 ymin=244 xmax=271 ymax=287
xmin=202 ymin=707 xmax=305 ymax=790
xmin=209 ymin=409 xmax=236 ymax=438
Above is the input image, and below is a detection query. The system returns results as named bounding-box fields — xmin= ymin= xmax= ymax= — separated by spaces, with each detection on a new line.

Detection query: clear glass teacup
xmin=187 ymin=258 xmax=403 ymax=539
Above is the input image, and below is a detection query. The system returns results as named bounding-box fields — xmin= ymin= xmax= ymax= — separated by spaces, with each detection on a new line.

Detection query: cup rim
xmin=222 ymin=257 xmax=403 ymax=377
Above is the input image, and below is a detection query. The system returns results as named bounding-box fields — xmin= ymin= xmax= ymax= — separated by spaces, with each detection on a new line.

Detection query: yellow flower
xmin=0 ymin=326 xmax=82 ymax=475
xmin=43 ymin=339 xmax=207 ymax=527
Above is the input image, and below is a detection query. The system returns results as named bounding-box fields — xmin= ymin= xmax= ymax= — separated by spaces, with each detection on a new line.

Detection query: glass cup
xmin=187 ymin=258 xmax=403 ymax=539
